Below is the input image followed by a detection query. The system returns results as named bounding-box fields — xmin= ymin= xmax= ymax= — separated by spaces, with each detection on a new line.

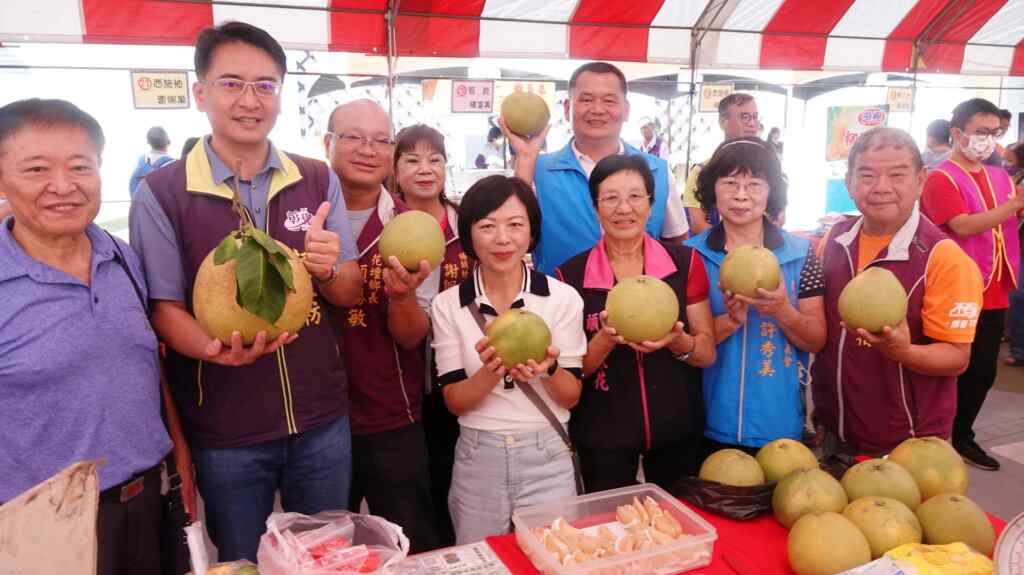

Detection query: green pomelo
xmin=788 ymin=512 xmax=872 ymax=575
xmin=916 ymin=493 xmax=995 ymax=556
xmin=838 ymin=266 xmax=908 ymax=333
xmin=193 ymin=238 xmax=313 ymax=346
xmin=773 ymin=468 xmax=849 ymax=529
xmin=719 ymin=245 xmax=781 ymax=298
xmin=379 ymin=210 xmax=445 ymax=272
xmin=501 ymin=91 xmax=550 ymax=137
xmin=699 ymin=449 xmax=765 ymax=487
xmin=887 ymin=437 xmax=968 ymax=501
xmin=485 ymin=309 xmax=552 ymax=369
xmin=756 ymin=438 xmax=819 ymax=483
xmin=841 ymin=458 xmax=922 ymax=511
xmin=843 ymin=497 xmax=922 ymax=559
xmin=605 ymin=275 xmax=679 ymax=343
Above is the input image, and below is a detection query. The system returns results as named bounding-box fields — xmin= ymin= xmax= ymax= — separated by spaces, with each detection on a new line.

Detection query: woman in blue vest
xmin=685 ymin=138 xmax=826 ymax=456
xmin=557 ymin=155 xmax=716 ymax=493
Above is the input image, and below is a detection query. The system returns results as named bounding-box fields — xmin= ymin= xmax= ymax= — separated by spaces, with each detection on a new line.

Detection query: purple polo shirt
xmin=0 ymin=219 xmax=172 ymax=501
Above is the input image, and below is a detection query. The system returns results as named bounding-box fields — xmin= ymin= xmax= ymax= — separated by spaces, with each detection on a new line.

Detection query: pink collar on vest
xmin=583 ymin=234 xmax=677 ymax=290
xmin=833 ymin=207 xmax=923 ymax=263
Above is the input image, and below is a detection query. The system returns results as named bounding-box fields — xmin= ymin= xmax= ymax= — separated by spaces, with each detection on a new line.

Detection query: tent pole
xmin=386 ymin=0 xmax=400 ymax=130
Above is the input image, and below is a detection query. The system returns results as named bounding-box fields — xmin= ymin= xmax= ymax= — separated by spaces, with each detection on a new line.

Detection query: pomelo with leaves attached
xmin=192 ymin=169 xmax=313 ymax=346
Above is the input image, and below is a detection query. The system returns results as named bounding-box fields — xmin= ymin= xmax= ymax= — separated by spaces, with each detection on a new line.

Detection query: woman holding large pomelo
xmin=685 ymin=137 xmax=827 ymax=458
xmin=429 ymin=176 xmax=587 ymax=544
xmin=557 ymin=154 xmax=715 ymax=492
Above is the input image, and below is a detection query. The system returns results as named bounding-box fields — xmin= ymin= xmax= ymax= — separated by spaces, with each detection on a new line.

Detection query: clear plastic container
xmin=512 ymin=483 xmax=717 ymax=575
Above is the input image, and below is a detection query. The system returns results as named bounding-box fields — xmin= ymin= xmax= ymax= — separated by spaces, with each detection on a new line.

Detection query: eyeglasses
xmin=720 ymin=112 xmax=761 ymax=124
xmin=203 ymin=78 xmax=281 ymax=97
xmin=597 ymin=192 xmax=649 ymax=208
xmin=716 ymin=178 xmax=768 ymax=195
xmin=328 ymin=132 xmax=395 ymax=151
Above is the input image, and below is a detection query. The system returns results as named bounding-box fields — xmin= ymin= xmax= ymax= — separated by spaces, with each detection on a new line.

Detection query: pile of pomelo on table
xmin=700 ymin=437 xmax=993 ymax=575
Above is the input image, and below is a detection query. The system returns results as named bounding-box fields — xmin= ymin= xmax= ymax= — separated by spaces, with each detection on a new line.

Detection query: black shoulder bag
xmin=106 ymin=232 xmax=192 ymax=575
xmin=466 ymin=302 xmax=585 ymax=495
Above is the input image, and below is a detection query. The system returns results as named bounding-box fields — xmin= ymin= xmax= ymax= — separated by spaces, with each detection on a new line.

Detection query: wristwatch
xmin=674 ymin=338 xmax=697 ymax=363
xmin=315 ymin=263 xmax=338 ymax=287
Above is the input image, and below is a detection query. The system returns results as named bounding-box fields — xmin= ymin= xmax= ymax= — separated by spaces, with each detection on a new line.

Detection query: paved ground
xmin=965 ymin=346 xmax=1024 ymax=521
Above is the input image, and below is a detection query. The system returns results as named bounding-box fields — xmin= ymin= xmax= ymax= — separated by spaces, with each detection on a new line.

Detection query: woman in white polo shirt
xmin=430 ymin=175 xmax=587 ymax=544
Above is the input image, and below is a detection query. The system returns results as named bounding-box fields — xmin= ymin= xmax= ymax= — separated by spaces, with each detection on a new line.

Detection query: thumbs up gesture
xmin=304 ymin=201 xmax=341 ymax=282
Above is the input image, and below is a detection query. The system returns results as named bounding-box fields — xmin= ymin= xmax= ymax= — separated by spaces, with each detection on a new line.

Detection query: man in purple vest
xmin=814 ymin=127 xmax=983 ymax=458
xmin=922 ymin=98 xmax=1023 ymax=471
xmin=129 ymin=22 xmax=362 ymax=561
xmin=324 ymin=99 xmax=439 ymax=552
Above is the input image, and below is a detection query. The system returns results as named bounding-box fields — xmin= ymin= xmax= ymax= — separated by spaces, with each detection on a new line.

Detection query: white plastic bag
xmin=257 ymin=510 xmax=410 ymax=574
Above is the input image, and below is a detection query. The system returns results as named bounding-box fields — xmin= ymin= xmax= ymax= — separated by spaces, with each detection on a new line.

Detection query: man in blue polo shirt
xmin=506 ymin=61 xmax=689 ymax=274
xmin=0 ymin=98 xmax=181 ymax=574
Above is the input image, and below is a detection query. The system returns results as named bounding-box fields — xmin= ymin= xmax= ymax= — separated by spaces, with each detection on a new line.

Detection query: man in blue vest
xmin=505 ymin=62 xmax=688 ymax=275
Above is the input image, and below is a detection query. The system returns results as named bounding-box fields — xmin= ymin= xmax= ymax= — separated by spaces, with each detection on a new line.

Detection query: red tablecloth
xmin=485 ymin=503 xmax=1007 ymax=575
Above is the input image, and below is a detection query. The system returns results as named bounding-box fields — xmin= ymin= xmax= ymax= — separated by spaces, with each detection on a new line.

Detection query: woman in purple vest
xmin=556 ymin=155 xmax=716 ymax=492
xmin=430 ymin=176 xmax=587 ymax=544
xmin=392 ymin=124 xmax=471 ymax=548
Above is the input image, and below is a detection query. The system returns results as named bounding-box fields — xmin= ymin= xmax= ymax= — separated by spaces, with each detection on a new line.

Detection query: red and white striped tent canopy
xmin=3 ymin=0 xmax=1023 ymax=76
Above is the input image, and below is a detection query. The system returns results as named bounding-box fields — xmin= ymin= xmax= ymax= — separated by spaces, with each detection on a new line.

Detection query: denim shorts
xmin=449 ymin=425 xmax=576 ymax=545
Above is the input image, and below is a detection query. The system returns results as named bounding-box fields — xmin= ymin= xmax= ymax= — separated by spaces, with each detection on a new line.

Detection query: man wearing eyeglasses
xmin=323 ymin=99 xmax=439 ymax=552
xmin=129 ymin=21 xmax=362 ymax=562
xmin=683 ymin=93 xmax=761 ymax=235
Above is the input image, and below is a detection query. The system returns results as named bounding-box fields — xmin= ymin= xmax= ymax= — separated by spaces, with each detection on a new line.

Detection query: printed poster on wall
xmin=825 ymin=105 xmax=889 ymax=162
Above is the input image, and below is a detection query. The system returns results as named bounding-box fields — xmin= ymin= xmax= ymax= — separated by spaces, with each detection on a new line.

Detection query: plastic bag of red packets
xmin=257 ymin=510 xmax=410 ymax=574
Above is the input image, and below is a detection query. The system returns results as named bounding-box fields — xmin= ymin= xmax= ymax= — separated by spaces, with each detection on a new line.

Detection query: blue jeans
xmin=449 ymin=425 xmax=576 ymax=545
xmin=193 ymin=415 xmax=352 ymax=562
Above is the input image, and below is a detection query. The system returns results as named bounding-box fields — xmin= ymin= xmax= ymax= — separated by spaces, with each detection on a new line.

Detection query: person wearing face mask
xmin=921 ymin=98 xmax=1023 ymax=472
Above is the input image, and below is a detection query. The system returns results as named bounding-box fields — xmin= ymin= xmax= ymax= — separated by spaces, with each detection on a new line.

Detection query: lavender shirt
xmin=0 ymin=220 xmax=172 ymax=501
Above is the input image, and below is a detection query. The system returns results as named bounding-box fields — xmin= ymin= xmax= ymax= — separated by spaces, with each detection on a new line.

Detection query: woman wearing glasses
xmin=391 ymin=124 xmax=471 ymax=547
xmin=557 ymin=155 xmax=715 ymax=492
xmin=685 ymin=138 xmax=826 ymax=458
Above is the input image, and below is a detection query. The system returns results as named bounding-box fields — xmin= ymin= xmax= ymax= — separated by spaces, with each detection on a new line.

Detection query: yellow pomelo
xmin=379 ymin=210 xmax=445 ymax=272
xmin=838 ymin=267 xmax=907 ymax=333
xmin=887 ymin=437 xmax=968 ymax=501
xmin=843 ymin=497 xmax=922 ymax=559
xmin=605 ymin=275 xmax=679 ymax=343
xmin=841 ymin=458 xmax=922 ymax=511
xmin=485 ymin=309 xmax=552 ymax=369
xmin=719 ymin=245 xmax=781 ymax=298
xmin=193 ymin=239 xmax=313 ymax=346
xmin=501 ymin=91 xmax=550 ymax=137
xmin=756 ymin=439 xmax=819 ymax=483
xmin=916 ymin=493 xmax=995 ymax=556
xmin=699 ymin=449 xmax=765 ymax=487
xmin=788 ymin=512 xmax=872 ymax=575
xmin=773 ymin=468 xmax=849 ymax=528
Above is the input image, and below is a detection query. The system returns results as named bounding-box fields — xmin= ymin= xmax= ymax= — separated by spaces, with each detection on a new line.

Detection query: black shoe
xmin=954 ymin=440 xmax=1001 ymax=471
